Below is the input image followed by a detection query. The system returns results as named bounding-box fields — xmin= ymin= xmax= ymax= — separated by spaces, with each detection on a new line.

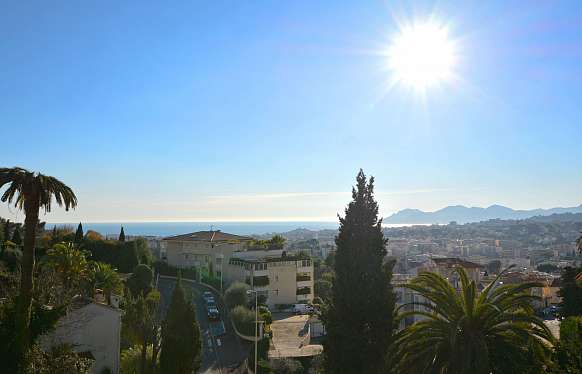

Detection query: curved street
xmin=157 ymin=277 xmax=251 ymax=373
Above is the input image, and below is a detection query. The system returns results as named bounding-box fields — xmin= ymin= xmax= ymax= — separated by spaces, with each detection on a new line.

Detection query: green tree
xmin=88 ymin=262 xmax=123 ymax=304
xmin=3 ymin=219 xmax=11 ymax=244
xmin=225 ymin=281 xmax=249 ymax=310
xmin=135 ymin=237 xmax=153 ymax=265
xmin=558 ymin=266 xmax=582 ymax=317
xmin=119 ymin=226 xmax=126 ymax=242
xmin=392 ymin=267 xmax=555 ymax=374
xmin=0 ymin=167 xmax=77 ymax=369
xmin=127 ymin=264 xmax=153 ymax=297
xmin=123 ymin=290 xmax=160 ymax=374
xmin=46 ymin=243 xmax=89 ymax=291
xmin=74 ymin=222 xmax=84 ymax=245
xmin=553 ymin=316 xmax=582 ymax=373
xmin=323 ymin=170 xmax=396 ymax=374
xmin=12 ymin=226 xmax=22 ymax=246
xmin=121 ymin=345 xmax=157 ymax=374
xmin=159 ymin=278 xmax=201 ymax=374
xmin=314 ymin=279 xmax=332 ymax=303
xmin=576 ymin=232 xmax=582 ymax=254
xmin=269 ymin=234 xmax=286 ymax=249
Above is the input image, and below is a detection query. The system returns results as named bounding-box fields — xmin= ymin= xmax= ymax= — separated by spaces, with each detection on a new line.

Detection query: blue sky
xmin=1 ymin=1 xmax=582 ymax=222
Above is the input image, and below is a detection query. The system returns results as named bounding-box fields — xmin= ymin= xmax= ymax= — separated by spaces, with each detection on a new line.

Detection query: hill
xmin=384 ymin=203 xmax=582 ymax=224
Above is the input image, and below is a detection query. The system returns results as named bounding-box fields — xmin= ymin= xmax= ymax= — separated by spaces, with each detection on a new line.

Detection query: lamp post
xmin=247 ymin=289 xmax=259 ymax=374
xmin=218 ymin=254 xmax=224 ymax=292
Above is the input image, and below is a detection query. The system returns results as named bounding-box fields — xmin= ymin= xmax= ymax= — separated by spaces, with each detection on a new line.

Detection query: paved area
xmin=157 ymin=277 xmax=251 ymax=373
xmin=268 ymin=313 xmax=323 ymax=358
xmin=545 ymin=319 xmax=561 ymax=340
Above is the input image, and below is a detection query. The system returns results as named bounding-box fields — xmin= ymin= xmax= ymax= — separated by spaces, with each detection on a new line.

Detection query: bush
xmin=225 ymin=282 xmax=249 ymax=310
xmin=153 ymin=261 xmax=197 ymax=280
xmin=120 ymin=345 xmax=157 ymax=374
xmin=231 ymin=305 xmax=255 ymax=336
xmin=268 ymin=358 xmax=304 ymax=374
xmin=202 ymin=274 xmax=221 ymax=290
xmin=82 ymin=238 xmax=139 ymax=273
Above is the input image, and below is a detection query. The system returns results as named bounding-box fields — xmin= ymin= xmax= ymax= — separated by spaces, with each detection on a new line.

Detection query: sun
xmin=387 ymin=20 xmax=457 ymax=92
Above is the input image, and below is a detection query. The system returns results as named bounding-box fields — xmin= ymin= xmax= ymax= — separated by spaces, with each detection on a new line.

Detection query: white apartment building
xmin=162 ymin=230 xmax=254 ymax=279
xmin=225 ymin=249 xmax=314 ymax=308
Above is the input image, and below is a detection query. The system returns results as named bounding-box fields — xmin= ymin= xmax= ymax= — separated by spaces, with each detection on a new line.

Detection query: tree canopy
xmin=392 ymin=267 xmax=555 ymax=373
xmin=159 ymin=278 xmax=201 ymax=374
xmin=323 ymin=170 xmax=396 ymax=374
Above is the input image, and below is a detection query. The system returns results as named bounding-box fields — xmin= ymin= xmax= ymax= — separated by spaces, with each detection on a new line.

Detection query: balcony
xmin=296 ymin=286 xmax=311 ymax=295
xmin=296 ymin=274 xmax=311 ymax=282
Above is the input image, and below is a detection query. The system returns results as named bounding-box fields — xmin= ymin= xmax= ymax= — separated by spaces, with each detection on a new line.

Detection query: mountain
xmin=384 ymin=204 xmax=582 ymax=224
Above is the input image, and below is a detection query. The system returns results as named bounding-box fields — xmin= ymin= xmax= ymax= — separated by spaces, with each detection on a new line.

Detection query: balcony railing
xmin=296 ymin=286 xmax=311 ymax=295
xmin=296 ymin=275 xmax=311 ymax=282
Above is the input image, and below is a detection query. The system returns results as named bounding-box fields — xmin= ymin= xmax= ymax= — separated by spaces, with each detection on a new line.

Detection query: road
xmin=157 ymin=277 xmax=251 ymax=373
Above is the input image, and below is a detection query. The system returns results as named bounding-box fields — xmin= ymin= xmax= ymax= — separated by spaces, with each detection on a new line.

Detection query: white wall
xmin=39 ymin=303 xmax=122 ymax=374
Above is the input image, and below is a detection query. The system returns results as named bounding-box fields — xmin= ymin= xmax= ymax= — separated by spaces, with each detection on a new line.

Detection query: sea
xmin=44 ymin=221 xmax=423 ymax=238
xmin=45 ymin=221 xmax=342 ymax=237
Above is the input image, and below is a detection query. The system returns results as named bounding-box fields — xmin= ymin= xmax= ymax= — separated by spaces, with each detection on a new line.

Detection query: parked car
xmin=292 ymin=303 xmax=314 ymax=315
xmin=203 ymin=291 xmax=214 ymax=303
xmin=208 ymin=306 xmax=220 ymax=320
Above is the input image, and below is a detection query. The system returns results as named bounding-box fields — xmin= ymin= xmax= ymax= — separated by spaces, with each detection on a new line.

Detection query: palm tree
xmin=89 ymin=261 xmax=123 ymax=304
xmin=392 ymin=266 xmax=555 ymax=374
xmin=0 ymin=167 xmax=77 ymax=366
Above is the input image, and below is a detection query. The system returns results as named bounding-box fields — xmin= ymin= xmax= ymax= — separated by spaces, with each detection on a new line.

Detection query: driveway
xmin=268 ymin=313 xmax=323 ymax=359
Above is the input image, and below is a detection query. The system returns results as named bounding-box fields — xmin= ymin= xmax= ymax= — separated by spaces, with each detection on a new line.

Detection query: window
xmin=301 ymin=260 xmax=311 ymax=267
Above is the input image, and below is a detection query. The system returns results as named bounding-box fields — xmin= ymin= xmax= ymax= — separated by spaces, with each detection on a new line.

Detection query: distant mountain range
xmin=384 ymin=204 xmax=582 ymax=224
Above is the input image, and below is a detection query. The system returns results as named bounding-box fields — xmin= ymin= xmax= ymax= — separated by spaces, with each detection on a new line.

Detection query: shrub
xmin=225 ymin=282 xmax=249 ymax=310
xmin=268 ymin=358 xmax=304 ymax=374
xmin=231 ymin=305 xmax=255 ymax=336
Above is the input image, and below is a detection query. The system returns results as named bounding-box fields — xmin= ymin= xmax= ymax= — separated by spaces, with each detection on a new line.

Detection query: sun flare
xmin=387 ymin=20 xmax=457 ymax=92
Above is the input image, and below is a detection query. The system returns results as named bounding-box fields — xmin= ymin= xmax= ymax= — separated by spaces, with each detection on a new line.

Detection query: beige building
xmin=420 ymin=257 xmax=483 ymax=288
xmin=226 ymin=249 xmax=314 ymax=308
xmin=39 ymin=297 xmax=122 ymax=374
xmin=162 ymin=230 xmax=254 ymax=279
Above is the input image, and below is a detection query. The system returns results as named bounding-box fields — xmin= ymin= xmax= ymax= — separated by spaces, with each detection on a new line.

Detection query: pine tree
xmin=12 ymin=227 xmax=22 ymax=245
xmin=119 ymin=226 xmax=126 ymax=242
xmin=159 ymin=277 xmax=201 ymax=374
xmin=74 ymin=222 xmax=84 ymax=244
xmin=323 ymin=170 xmax=396 ymax=374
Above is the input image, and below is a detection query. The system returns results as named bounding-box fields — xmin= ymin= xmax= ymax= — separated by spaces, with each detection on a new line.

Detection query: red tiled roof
xmin=163 ymin=230 xmax=253 ymax=242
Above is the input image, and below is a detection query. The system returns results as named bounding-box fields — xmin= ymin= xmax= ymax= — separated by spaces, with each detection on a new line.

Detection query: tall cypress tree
xmin=159 ymin=277 xmax=201 ymax=374
xmin=119 ymin=226 xmax=126 ymax=242
xmin=74 ymin=222 xmax=84 ymax=244
xmin=323 ymin=170 xmax=396 ymax=374
xmin=558 ymin=266 xmax=582 ymax=317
